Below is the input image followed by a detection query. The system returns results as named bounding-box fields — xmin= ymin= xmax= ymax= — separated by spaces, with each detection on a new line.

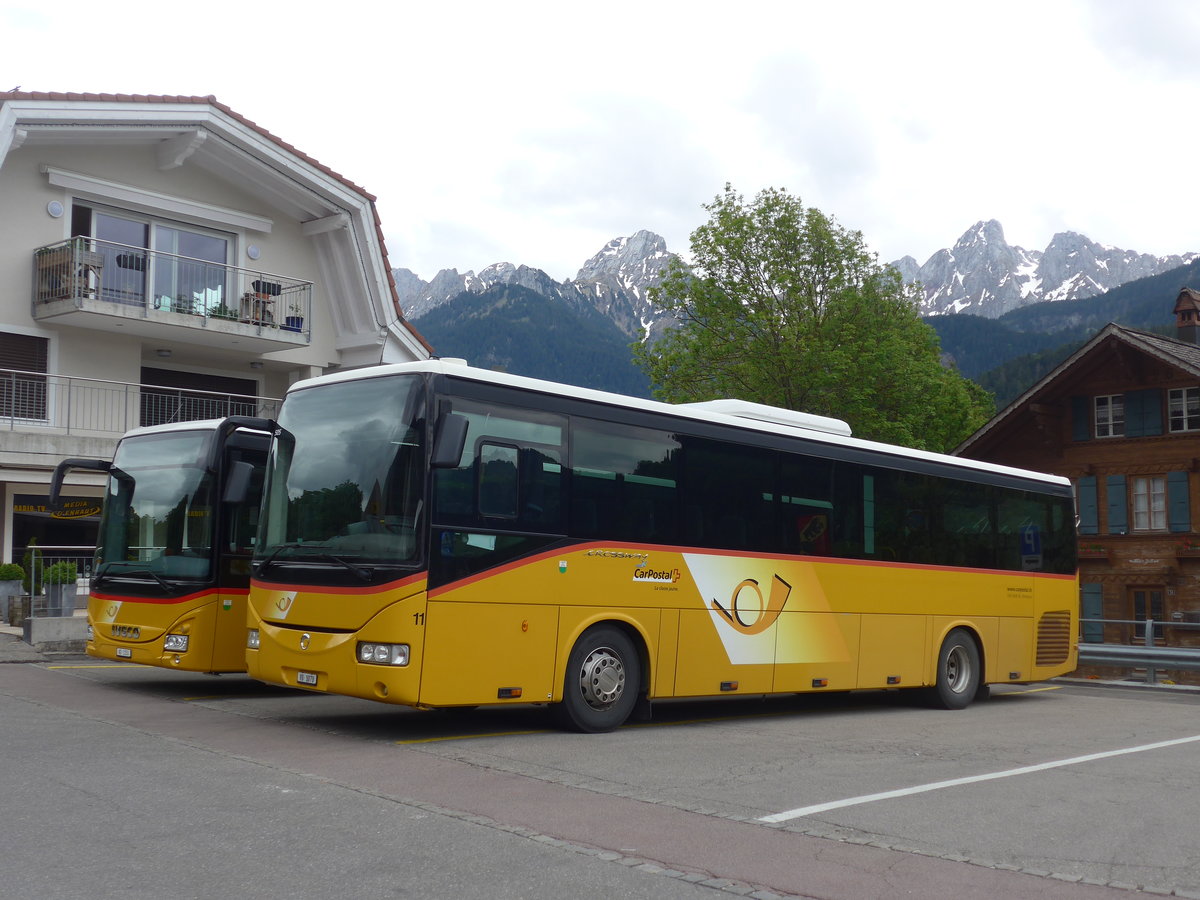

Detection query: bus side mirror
xmin=49 ymin=457 xmax=111 ymax=507
xmin=431 ymin=413 xmax=469 ymax=469
xmin=222 ymin=461 xmax=255 ymax=504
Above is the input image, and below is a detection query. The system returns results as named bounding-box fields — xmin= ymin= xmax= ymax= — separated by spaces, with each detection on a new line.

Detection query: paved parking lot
xmin=4 ymin=655 xmax=1196 ymax=899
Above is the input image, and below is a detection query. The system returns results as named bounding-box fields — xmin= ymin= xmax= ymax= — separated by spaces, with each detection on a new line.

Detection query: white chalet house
xmin=0 ymin=91 xmax=431 ymax=564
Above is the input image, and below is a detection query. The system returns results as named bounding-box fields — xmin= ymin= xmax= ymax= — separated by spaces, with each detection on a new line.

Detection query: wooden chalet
xmin=956 ymin=290 xmax=1200 ymax=680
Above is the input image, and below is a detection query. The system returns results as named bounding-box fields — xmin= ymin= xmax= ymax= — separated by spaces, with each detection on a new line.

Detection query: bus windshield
xmin=96 ymin=429 xmax=216 ymax=581
xmin=256 ymin=374 xmax=426 ymax=571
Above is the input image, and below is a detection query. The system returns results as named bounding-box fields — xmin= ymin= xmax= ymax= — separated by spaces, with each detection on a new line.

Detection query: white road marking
xmin=759 ymin=733 xmax=1200 ymax=823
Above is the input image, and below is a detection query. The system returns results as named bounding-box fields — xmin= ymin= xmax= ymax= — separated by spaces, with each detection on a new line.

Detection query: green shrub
xmin=0 ymin=562 xmax=24 ymax=582
xmin=43 ymin=561 xmax=78 ymax=585
xmin=21 ymin=540 xmax=42 ymax=594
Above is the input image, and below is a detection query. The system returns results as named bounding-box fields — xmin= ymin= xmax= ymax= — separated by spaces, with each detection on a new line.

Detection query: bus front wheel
xmin=553 ymin=625 xmax=640 ymax=733
xmin=929 ymin=628 xmax=980 ymax=710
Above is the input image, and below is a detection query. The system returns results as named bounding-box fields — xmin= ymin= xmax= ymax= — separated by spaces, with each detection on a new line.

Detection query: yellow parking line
xmin=397 ymin=729 xmax=550 ymax=744
xmin=46 ymin=664 xmax=142 ymax=669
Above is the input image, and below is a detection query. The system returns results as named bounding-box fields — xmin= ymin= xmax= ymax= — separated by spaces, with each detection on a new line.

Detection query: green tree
xmin=632 ymin=185 xmax=993 ymax=451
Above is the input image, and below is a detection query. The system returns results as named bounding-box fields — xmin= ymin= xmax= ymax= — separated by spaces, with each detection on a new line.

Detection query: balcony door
xmin=95 ymin=212 xmax=149 ymax=306
xmin=84 ymin=206 xmax=232 ymax=314
xmin=152 ymin=224 xmax=229 ymax=316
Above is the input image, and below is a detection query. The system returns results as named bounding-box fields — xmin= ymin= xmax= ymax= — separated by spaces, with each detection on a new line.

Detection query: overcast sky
xmin=5 ymin=0 xmax=1199 ymax=282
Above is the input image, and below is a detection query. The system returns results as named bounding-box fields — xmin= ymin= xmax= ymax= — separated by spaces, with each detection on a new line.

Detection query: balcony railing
xmin=31 ymin=237 xmax=312 ymax=340
xmin=0 ymin=367 xmax=280 ymax=436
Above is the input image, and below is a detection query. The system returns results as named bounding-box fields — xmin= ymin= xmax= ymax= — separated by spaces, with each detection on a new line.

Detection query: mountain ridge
xmin=393 ymin=222 xmax=1200 ymax=402
xmin=396 ymin=229 xmax=678 ymax=342
xmin=891 ymin=219 xmax=1197 ymax=318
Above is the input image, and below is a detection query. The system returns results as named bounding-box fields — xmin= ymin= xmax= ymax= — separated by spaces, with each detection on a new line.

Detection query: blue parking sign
xmin=1021 ymin=524 xmax=1043 ymax=570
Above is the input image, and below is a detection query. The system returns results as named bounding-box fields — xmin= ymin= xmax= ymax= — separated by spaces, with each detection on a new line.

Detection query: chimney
xmin=1174 ymin=288 xmax=1200 ymax=344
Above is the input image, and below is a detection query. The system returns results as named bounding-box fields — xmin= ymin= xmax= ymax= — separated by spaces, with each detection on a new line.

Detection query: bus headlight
xmin=247 ymin=628 xmax=260 ymax=649
xmin=357 ymin=642 xmax=409 ymax=666
xmin=163 ymin=634 xmax=189 ymax=652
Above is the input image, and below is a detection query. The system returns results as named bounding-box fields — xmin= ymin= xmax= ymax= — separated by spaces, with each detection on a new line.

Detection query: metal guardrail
xmin=32 ymin=237 xmax=313 ymax=337
xmin=1078 ymin=617 xmax=1200 ymax=683
xmin=0 ymin=367 xmax=280 ymax=435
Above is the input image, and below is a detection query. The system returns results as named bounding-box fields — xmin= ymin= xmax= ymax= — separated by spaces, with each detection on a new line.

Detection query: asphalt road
xmin=3 ymin=656 xmax=1196 ymax=900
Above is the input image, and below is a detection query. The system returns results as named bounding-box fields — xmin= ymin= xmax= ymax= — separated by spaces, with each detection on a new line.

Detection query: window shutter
xmin=1071 ymin=396 xmax=1091 ymax=441
xmin=1142 ymin=389 xmax=1163 ymax=435
xmin=1081 ymin=583 xmax=1103 ymax=643
xmin=1168 ymin=470 xmax=1191 ymax=533
xmin=1125 ymin=389 xmax=1163 ymax=437
xmin=1106 ymin=475 xmax=1128 ymax=534
xmin=1125 ymin=392 xmax=1142 ymax=437
xmin=0 ymin=332 xmax=49 ymax=420
xmin=1077 ymin=476 xmax=1099 ymax=534
xmin=0 ymin=332 xmax=48 ymax=373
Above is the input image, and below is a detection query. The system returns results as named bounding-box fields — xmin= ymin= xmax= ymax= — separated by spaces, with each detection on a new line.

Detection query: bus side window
xmin=571 ymin=420 xmax=679 ymax=544
xmin=679 ymin=437 xmax=774 ymax=552
xmin=431 ymin=400 xmax=566 ymax=533
xmin=479 ymin=443 xmax=519 ymax=518
xmin=779 ymin=455 xmax=834 ymax=556
xmin=828 ymin=463 xmax=866 ymax=558
xmin=942 ymin=480 xmax=995 ymax=569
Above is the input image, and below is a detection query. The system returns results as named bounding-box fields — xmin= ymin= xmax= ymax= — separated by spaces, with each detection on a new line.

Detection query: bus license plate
xmin=297 ymin=671 xmax=318 ymax=686
xmin=116 ymin=648 xmax=132 ymax=658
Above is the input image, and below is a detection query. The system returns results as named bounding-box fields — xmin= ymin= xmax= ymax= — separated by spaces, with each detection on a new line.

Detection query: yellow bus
xmin=51 ymin=417 xmax=269 ymax=673
xmin=246 ymin=360 xmax=1077 ymax=731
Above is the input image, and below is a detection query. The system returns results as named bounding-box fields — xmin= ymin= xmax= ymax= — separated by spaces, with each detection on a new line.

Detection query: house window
xmin=1095 ymin=395 xmax=1124 ymax=438
xmin=0 ymin=332 xmax=49 ymax=421
xmin=1131 ymin=476 xmax=1166 ymax=531
xmin=1168 ymin=387 xmax=1200 ymax=432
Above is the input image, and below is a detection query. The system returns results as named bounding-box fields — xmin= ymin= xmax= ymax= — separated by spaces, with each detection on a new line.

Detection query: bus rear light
xmin=497 ymin=687 xmax=522 ymax=699
xmin=247 ymin=629 xmax=260 ymax=649
xmin=886 ymin=676 xmax=901 ymax=685
xmin=812 ymin=678 xmax=828 ymax=688
xmin=163 ymin=634 xmax=189 ymax=652
xmin=720 ymin=681 xmax=738 ymax=692
xmin=357 ymin=642 xmax=409 ymax=666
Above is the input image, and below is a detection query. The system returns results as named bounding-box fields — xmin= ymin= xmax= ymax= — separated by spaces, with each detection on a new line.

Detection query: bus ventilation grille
xmin=1036 ymin=610 xmax=1072 ymax=666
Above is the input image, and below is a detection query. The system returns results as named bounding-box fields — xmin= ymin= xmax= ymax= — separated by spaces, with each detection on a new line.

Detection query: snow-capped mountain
xmin=394 ymin=219 xmax=1197 ymax=342
xmin=394 ymin=230 xmax=679 ymax=340
xmin=892 ymin=220 xmax=1198 ymax=318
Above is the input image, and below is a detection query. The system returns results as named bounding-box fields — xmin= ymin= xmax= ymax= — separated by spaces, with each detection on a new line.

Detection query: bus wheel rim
xmin=946 ymin=645 xmax=970 ymax=693
xmin=579 ymin=646 xmax=625 ymax=710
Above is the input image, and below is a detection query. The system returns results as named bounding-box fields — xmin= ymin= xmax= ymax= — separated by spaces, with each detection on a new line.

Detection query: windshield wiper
xmin=95 ymin=563 xmax=176 ymax=592
xmin=315 ymin=553 xmax=373 ymax=582
xmin=254 ymin=544 xmax=372 ymax=582
xmin=253 ymin=541 xmax=305 ymax=576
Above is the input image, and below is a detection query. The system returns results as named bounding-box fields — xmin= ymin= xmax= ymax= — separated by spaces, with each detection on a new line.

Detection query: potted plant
xmin=209 ymin=302 xmax=239 ymax=321
xmin=21 ymin=539 xmax=42 ymax=596
xmin=43 ymin=561 xmax=78 ymax=617
xmin=0 ymin=562 xmax=24 ymax=625
xmin=283 ymin=300 xmax=304 ymax=333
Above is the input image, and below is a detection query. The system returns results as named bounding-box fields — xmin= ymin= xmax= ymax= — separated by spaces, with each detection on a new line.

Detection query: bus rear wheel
xmin=553 ymin=625 xmax=640 ymax=733
xmin=929 ymin=628 xmax=980 ymax=710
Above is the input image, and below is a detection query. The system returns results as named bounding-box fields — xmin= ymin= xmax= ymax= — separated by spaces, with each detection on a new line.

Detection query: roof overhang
xmin=0 ymin=92 xmax=430 ymax=364
xmin=955 ymin=323 xmax=1200 ymax=455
